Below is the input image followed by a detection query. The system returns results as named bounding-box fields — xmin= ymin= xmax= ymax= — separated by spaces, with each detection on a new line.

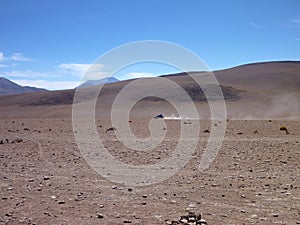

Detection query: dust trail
xmin=163 ymin=114 xmax=200 ymax=120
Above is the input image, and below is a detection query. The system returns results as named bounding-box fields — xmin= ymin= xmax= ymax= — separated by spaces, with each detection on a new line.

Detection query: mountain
xmin=77 ymin=77 xmax=119 ymax=88
xmin=0 ymin=77 xmax=47 ymax=96
xmin=0 ymin=61 xmax=299 ymax=119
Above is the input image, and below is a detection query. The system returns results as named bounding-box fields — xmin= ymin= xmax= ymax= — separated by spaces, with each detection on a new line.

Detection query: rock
xmin=43 ymin=176 xmax=50 ymax=180
xmin=15 ymin=138 xmax=23 ymax=143
xmin=173 ymin=212 xmax=203 ymax=225
xmin=188 ymin=203 xmax=196 ymax=208
xmin=142 ymin=194 xmax=148 ymax=198
xmin=123 ymin=220 xmax=132 ymax=223
xmin=58 ymin=200 xmax=65 ymax=204
xmin=197 ymin=219 xmax=207 ymax=224
xmin=96 ymin=213 xmax=104 ymax=219
xmin=106 ymin=127 xmax=116 ymax=132
xmin=179 ymin=218 xmax=188 ymax=223
xmin=203 ymin=129 xmax=210 ymax=133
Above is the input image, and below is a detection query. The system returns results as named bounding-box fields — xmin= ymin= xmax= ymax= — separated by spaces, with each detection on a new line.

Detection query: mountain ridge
xmin=0 ymin=77 xmax=47 ymax=96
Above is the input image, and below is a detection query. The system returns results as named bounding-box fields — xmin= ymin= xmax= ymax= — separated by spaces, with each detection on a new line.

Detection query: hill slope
xmin=0 ymin=61 xmax=299 ymax=119
xmin=0 ymin=77 xmax=47 ymax=95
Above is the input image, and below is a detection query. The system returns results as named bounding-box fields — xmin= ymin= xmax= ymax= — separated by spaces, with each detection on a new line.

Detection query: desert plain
xmin=0 ymin=61 xmax=300 ymax=225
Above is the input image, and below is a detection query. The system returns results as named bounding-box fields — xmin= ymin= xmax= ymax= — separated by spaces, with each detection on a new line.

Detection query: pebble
xmin=43 ymin=176 xmax=50 ymax=180
xmin=97 ymin=213 xmax=104 ymax=219
xmin=188 ymin=203 xmax=196 ymax=208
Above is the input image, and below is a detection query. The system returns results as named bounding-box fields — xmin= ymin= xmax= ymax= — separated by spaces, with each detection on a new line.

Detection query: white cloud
xmin=0 ymin=70 xmax=50 ymax=78
xmin=11 ymin=53 xmax=33 ymax=61
xmin=0 ymin=51 xmax=33 ymax=66
xmin=248 ymin=22 xmax=266 ymax=29
xmin=291 ymin=18 xmax=300 ymax=23
xmin=281 ymin=18 xmax=300 ymax=29
xmin=59 ymin=63 xmax=108 ymax=80
xmin=0 ymin=52 xmax=4 ymax=62
xmin=11 ymin=79 xmax=79 ymax=90
xmin=59 ymin=63 xmax=91 ymax=76
xmin=121 ymin=72 xmax=156 ymax=80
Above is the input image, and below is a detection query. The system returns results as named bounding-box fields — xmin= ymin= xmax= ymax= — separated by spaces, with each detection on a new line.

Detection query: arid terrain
xmin=0 ymin=61 xmax=300 ymax=224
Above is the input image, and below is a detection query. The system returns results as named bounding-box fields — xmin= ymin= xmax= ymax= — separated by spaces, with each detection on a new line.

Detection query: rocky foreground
xmin=0 ymin=119 xmax=299 ymax=224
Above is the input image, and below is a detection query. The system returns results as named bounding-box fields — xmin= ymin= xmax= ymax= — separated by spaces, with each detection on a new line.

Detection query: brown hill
xmin=0 ymin=61 xmax=299 ymax=119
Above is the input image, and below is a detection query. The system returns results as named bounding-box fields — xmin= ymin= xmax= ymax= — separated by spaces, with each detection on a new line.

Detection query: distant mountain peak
xmin=0 ymin=77 xmax=47 ymax=96
xmin=76 ymin=77 xmax=119 ymax=88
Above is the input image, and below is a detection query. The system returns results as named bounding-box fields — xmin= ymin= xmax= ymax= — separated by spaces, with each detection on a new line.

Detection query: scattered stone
xmin=0 ymin=140 xmax=3 ymax=144
xmin=106 ymin=127 xmax=116 ymax=133
xmin=272 ymin=213 xmax=279 ymax=217
xmin=97 ymin=213 xmax=104 ymax=219
xmin=203 ymin=129 xmax=210 ymax=133
xmin=142 ymin=194 xmax=148 ymax=198
xmin=123 ymin=220 xmax=132 ymax=223
xmin=168 ymin=212 xmax=206 ymax=225
xmin=197 ymin=219 xmax=207 ymax=224
xmin=50 ymin=195 xmax=56 ymax=200
xmin=58 ymin=200 xmax=65 ymax=204
xmin=188 ymin=203 xmax=196 ymax=208
xmin=279 ymin=126 xmax=289 ymax=134
xmin=43 ymin=176 xmax=50 ymax=180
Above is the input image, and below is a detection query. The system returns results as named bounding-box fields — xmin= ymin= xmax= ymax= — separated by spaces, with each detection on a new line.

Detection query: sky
xmin=0 ymin=0 xmax=299 ymax=90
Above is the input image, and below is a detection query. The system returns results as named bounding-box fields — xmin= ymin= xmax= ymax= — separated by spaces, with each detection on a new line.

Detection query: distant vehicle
xmin=154 ymin=113 xmax=164 ymax=119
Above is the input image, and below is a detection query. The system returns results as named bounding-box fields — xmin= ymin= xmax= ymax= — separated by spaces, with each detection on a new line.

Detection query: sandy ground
xmin=0 ymin=116 xmax=299 ymax=225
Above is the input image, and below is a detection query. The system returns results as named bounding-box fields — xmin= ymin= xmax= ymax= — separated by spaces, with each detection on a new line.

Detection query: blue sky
xmin=0 ymin=0 xmax=299 ymax=90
